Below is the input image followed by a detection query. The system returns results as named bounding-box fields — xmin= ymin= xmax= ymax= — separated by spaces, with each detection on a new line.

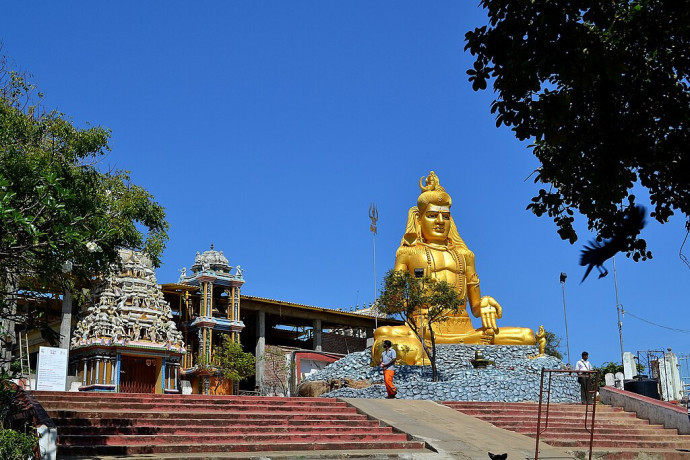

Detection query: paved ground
xmin=67 ymin=399 xmax=575 ymax=460
xmin=343 ymin=399 xmax=574 ymax=460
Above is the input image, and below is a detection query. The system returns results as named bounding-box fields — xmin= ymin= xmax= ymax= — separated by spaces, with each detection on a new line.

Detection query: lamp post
xmin=613 ymin=256 xmax=625 ymax=364
xmin=560 ymin=272 xmax=572 ymax=367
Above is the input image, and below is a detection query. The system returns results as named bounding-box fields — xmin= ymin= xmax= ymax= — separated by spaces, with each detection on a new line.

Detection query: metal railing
xmin=535 ymin=368 xmax=599 ymax=460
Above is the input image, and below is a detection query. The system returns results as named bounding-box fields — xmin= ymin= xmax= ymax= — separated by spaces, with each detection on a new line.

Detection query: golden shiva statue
xmin=373 ymin=171 xmax=535 ymax=366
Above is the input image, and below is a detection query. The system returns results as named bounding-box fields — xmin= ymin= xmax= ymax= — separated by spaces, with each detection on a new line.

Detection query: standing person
xmin=575 ymin=351 xmax=593 ymax=404
xmin=380 ymin=340 xmax=398 ymax=399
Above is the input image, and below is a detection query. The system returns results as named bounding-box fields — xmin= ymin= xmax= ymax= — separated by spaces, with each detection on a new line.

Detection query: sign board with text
xmin=36 ymin=346 xmax=68 ymax=391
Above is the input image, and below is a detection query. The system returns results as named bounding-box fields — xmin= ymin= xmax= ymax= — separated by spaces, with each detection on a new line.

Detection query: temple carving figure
xmin=373 ymin=171 xmax=535 ymax=365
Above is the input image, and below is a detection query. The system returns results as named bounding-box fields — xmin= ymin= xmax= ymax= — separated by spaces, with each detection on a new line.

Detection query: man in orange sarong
xmin=379 ymin=340 xmax=398 ymax=399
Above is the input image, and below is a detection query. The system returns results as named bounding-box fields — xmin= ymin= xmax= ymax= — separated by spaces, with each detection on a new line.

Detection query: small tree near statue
xmin=377 ymin=270 xmax=463 ymax=382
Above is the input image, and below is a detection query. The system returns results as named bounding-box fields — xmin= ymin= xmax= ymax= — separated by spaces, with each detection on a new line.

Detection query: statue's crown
xmin=419 ymin=171 xmax=446 ymax=193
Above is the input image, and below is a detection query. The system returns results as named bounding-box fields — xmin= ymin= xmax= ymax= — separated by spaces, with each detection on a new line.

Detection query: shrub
xmin=0 ymin=428 xmax=38 ymax=460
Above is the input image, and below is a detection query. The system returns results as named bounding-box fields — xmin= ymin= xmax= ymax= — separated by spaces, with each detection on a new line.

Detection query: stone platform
xmin=305 ymin=344 xmax=580 ymax=403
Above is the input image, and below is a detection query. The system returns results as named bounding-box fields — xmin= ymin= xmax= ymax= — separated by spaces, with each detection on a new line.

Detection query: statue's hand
xmin=479 ymin=296 xmax=503 ymax=333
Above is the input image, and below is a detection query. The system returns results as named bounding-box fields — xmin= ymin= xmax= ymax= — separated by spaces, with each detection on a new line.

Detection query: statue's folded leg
xmin=484 ymin=326 xmax=536 ymax=345
xmin=372 ymin=325 xmax=429 ymax=366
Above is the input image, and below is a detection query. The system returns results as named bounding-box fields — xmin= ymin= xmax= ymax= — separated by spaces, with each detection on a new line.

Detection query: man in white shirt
xmin=575 ymin=351 xmax=593 ymax=404
xmin=379 ymin=340 xmax=398 ymax=399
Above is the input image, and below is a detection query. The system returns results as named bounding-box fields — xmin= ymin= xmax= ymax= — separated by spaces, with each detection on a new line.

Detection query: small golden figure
xmin=536 ymin=325 xmax=546 ymax=356
xmin=373 ymin=172 xmax=535 ymax=366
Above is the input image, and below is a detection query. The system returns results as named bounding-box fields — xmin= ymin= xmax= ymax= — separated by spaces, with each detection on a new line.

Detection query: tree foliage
xmin=377 ymin=270 xmax=464 ymax=381
xmin=543 ymin=330 xmax=563 ymax=360
xmin=595 ymin=360 xmax=645 ymax=387
xmin=0 ymin=361 xmax=37 ymax=460
xmin=0 ymin=428 xmax=37 ymax=460
xmin=0 ymin=52 xmax=169 ymax=366
xmin=213 ymin=336 xmax=256 ymax=383
xmin=465 ymin=0 xmax=690 ymax=258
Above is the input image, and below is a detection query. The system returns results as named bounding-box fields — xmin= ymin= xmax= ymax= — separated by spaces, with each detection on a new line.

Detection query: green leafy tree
xmin=543 ymin=330 xmax=563 ymax=360
xmin=0 ymin=361 xmax=37 ymax=460
xmin=0 ymin=428 xmax=37 ymax=460
xmin=377 ymin=270 xmax=464 ymax=382
xmin=595 ymin=360 xmax=645 ymax=387
xmin=465 ymin=0 xmax=690 ymax=258
xmin=0 ymin=52 xmax=169 ymax=367
xmin=213 ymin=336 xmax=256 ymax=386
xmin=0 ymin=361 xmax=21 ymax=429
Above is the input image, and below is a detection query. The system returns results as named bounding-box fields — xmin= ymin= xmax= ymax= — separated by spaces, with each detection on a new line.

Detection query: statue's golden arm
xmin=467 ymin=268 xmax=502 ymax=334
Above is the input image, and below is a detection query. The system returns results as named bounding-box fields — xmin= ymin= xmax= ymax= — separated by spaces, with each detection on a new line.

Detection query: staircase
xmin=31 ymin=391 xmax=426 ymax=458
xmin=443 ymin=401 xmax=690 ymax=459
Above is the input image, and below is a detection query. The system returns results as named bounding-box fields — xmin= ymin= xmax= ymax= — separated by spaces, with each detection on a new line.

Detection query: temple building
xmin=10 ymin=245 xmax=401 ymax=396
xmin=161 ymin=245 xmax=245 ymax=395
xmin=70 ymin=249 xmax=185 ymax=394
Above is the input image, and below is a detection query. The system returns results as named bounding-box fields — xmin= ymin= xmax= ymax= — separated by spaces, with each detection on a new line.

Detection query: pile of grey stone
xmin=303 ymin=344 xmax=580 ymax=403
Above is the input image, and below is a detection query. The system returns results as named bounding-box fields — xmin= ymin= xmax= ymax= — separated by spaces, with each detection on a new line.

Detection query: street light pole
xmin=613 ymin=256 xmax=625 ymax=364
xmin=560 ymin=272 xmax=572 ymax=367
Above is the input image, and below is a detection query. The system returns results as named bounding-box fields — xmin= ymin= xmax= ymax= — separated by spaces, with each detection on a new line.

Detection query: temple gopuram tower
xmin=174 ymin=245 xmax=245 ymax=395
xmin=70 ymin=250 xmax=185 ymax=393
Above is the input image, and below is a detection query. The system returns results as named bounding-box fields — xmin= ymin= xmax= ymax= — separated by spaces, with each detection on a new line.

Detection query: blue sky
xmin=2 ymin=2 xmax=688 ymax=368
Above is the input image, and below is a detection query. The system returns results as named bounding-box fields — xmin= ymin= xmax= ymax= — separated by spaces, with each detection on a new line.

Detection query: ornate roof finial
xmin=210 ymin=243 xmax=214 ymax=250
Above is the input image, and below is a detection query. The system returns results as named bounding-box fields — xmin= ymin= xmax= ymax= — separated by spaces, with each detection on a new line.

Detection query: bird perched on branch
xmin=579 ymin=205 xmax=647 ymax=282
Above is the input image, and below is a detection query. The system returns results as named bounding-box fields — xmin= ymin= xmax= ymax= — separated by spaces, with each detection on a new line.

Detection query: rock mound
xmin=303 ymin=344 xmax=580 ymax=403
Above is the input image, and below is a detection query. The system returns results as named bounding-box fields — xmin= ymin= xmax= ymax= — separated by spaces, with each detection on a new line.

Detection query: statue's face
xmin=419 ymin=204 xmax=451 ymax=244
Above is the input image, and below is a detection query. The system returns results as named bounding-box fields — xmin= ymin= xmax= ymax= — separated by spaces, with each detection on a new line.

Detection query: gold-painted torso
xmin=396 ymin=242 xmax=471 ymax=297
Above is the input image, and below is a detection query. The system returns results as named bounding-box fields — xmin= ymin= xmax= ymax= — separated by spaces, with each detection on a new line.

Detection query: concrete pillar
xmin=162 ymin=359 xmax=167 ymax=392
xmin=605 ymin=373 xmax=615 ymax=386
xmin=614 ymin=371 xmax=624 ymax=389
xmin=313 ymin=319 xmax=322 ymax=352
xmin=623 ymin=352 xmax=638 ymax=380
xmin=82 ymin=359 xmax=87 ymax=386
xmin=255 ymin=310 xmax=265 ymax=393
xmin=59 ymin=290 xmax=72 ymax=350
xmin=234 ymin=287 xmax=240 ymax=321
xmin=110 ymin=357 xmax=116 ymax=385
xmin=660 ymin=350 xmax=683 ymax=401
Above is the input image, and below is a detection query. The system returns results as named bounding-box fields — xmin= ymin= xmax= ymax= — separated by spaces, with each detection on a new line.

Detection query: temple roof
xmin=179 ymin=244 xmax=244 ymax=286
xmin=191 ymin=244 xmax=231 ymax=274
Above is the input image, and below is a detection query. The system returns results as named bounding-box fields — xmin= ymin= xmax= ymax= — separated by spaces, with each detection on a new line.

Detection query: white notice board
xmin=36 ymin=346 xmax=69 ymax=391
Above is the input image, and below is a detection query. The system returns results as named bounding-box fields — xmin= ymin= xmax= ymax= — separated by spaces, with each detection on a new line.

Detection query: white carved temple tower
xmin=70 ymin=250 xmax=185 ymax=393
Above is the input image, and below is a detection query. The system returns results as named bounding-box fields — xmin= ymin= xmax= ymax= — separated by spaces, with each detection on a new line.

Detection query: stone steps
xmin=57 ymin=423 xmax=384 ymax=435
xmin=443 ymin=401 xmax=690 ymax=457
xmin=52 ymin=416 xmax=374 ymax=427
xmin=33 ymin=391 xmax=327 ymax=403
xmin=31 ymin=391 xmax=427 ymax=457
xmin=58 ymin=431 xmax=407 ymax=445
xmin=50 ymin=410 xmax=368 ymax=421
xmin=57 ymin=440 xmax=421 ymax=457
